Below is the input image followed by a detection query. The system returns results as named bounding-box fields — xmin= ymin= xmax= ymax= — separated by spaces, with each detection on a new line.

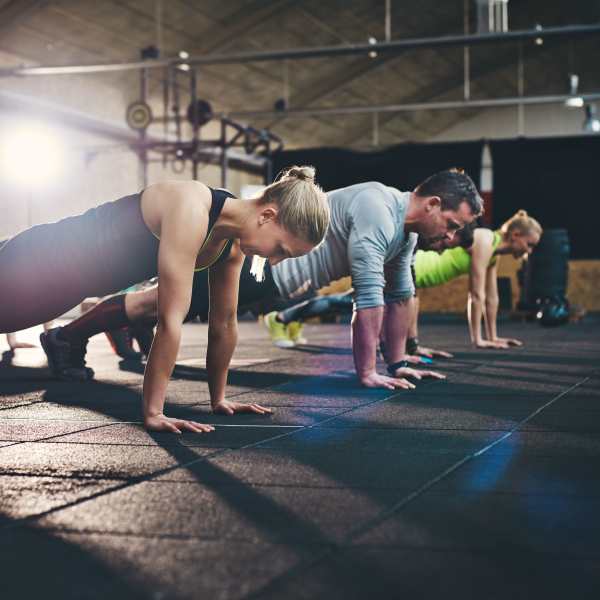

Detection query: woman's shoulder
xmin=473 ymin=227 xmax=493 ymax=241
xmin=472 ymin=227 xmax=495 ymax=249
xmin=145 ymin=180 xmax=212 ymax=215
xmin=146 ymin=179 xmax=210 ymax=199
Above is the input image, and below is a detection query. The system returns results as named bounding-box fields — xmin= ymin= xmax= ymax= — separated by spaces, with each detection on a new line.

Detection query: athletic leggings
xmin=0 ymin=194 xmax=158 ymax=333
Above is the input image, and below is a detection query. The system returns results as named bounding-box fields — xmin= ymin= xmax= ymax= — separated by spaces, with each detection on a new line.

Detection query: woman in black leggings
xmin=0 ymin=167 xmax=329 ymax=434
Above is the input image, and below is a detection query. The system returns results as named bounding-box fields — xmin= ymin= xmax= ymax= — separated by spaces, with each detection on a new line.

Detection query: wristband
xmin=406 ymin=337 xmax=419 ymax=355
xmin=387 ymin=360 xmax=409 ymax=376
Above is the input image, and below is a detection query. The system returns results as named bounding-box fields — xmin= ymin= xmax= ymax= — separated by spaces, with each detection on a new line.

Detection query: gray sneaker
xmin=40 ymin=327 xmax=94 ymax=381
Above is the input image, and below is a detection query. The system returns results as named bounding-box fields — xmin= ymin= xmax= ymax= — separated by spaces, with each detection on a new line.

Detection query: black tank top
xmin=194 ymin=187 xmax=235 ymax=271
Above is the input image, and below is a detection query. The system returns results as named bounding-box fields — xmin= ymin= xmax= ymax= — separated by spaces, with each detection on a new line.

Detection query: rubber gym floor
xmin=1 ymin=315 xmax=599 ymax=600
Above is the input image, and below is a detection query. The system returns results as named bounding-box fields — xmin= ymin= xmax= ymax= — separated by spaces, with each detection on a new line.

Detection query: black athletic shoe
xmin=40 ymin=327 xmax=95 ymax=381
xmin=131 ymin=324 xmax=155 ymax=357
xmin=106 ymin=327 xmax=142 ymax=360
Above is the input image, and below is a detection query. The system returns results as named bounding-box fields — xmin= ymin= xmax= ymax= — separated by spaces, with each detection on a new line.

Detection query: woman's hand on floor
xmin=212 ymin=400 xmax=273 ymax=416
xmin=493 ymin=337 xmax=523 ymax=347
xmin=475 ymin=339 xmax=510 ymax=349
xmin=144 ymin=413 xmax=215 ymax=434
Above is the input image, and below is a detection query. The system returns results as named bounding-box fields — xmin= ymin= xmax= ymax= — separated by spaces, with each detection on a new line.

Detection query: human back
xmin=414 ymin=228 xmax=502 ymax=288
xmin=271 ymin=181 xmax=410 ymax=301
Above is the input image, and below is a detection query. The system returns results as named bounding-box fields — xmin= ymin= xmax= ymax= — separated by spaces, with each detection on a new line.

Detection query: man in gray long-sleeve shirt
xmin=265 ymin=170 xmax=482 ymax=389
xmin=50 ymin=169 xmax=483 ymax=390
xmin=271 ymin=181 xmax=415 ymax=309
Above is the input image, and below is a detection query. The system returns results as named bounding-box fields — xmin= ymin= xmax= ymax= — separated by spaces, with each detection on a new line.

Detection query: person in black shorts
xmin=0 ymin=166 xmax=330 ymax=434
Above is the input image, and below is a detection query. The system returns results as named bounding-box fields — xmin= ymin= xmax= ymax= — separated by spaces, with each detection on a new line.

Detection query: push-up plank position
xmin=0 ymin=166 xmax=329 ymax=433
xmin=46 ymin=169 xmax=482 ymax=391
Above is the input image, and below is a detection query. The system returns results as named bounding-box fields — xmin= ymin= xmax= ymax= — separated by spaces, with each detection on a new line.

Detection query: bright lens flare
xmin=0 ymin=122 xmax=65 ymax=187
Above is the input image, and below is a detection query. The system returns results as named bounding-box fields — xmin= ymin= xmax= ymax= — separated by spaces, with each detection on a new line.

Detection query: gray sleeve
xmin=346 ymin=189 xmax=397 ymax=310
xmin=383 ymin=232 xmax=417 ymax=304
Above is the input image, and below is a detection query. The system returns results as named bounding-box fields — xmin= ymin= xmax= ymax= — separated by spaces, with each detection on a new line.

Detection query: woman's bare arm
xmin=207 ymin=243 xmax=272 ymax=415
xmin=468 ymin=229 xmax=503 ymax=349
xmin=142 ymin=185 xmax=214 ymax=434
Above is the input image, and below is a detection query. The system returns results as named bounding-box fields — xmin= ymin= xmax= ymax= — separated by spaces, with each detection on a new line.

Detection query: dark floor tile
xmin=40 ymin=478 xmax=399 ymax=545
xmin=0 ymin=474 xmax=122 ymax=520
xmin=0 ymin=440 xmax=209 ymax=479
xmin=434 ymin=453 xmax=600 ymax=496
xmin=159 ymin=446 xmax=463 ymax=490
xmin=353 ymin=490 xmax=600 ymax=557
xmin=256 ymin=546 xmax=600 ymax=600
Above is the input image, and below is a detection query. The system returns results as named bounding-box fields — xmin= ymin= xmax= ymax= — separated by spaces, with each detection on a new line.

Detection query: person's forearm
xmin=352 ymin=306 xmax=384 ymax=381
xmin=383 ymin=298 xmax=412 ymax=364
xmin=408 ymin=296 xmax=419 ymax=339
xmin=484 ymin=298 xmax=499 ymax=340
xmin=207 ymin=319 xmax=237 ymax=407
xmin=467 ymin=294 xmax=485 ymax=344
xmin=142 ymin=320 xmax=181 ymax=419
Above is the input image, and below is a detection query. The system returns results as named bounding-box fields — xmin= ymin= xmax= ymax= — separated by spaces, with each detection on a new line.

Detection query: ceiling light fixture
xmin=368 ymin=36 xmax=378 ymax=59
xmin=583 ymin=103 xmax=600 ymax=133
xmin=565 ymin=73 xmax=584 ymax=108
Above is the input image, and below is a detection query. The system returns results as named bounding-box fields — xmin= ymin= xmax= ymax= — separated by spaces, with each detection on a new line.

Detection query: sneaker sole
xmin=40 ymin=331 xmax=95 ymax=381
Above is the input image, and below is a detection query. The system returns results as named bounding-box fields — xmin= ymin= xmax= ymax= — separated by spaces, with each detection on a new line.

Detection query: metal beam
xmin=0 ymin=0 xmax=48 ymax=35
xmin=223 ymin=93 xmax=600 ymax=120
xmin=0 ymin=90 xmax=266 ymax=173
xmin=263 ymin=9 xmax=460 ymax=130
xmin=337 ymin=35 xmax=584 ymax=145
xmin=191 ymin=0 xmax=296 ymax=55
xmin=1 ymin=24 xmax=599 ymax=77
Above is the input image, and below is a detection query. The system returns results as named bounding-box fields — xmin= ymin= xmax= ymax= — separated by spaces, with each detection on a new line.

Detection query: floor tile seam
xmin=0 ymin=437 xmax=509 ymax=450
xmin=246 ymin=381 xmax=444 ymax=451
xmin=520 ymin=428 xmax=600 ymax=433
xmin=0 ymin=418 xmax=143 ymax=423
xmin=241 ymin=376 xmax=592 ymax=599
xmin=38 ymin=525 xmax=338 ymax=548
xmin=4 ymin=470 xmax=600 ymax=498
xmin=338 ymin=376 xmax=592 ymax=544
xmin=345 ymin=543 xmax=600 ymax=559
xmin=0 ymin=472 xmax=446 ymax=492
xmin=0 ymin=471 xmax=133 ymax=483
xmin=0 ymin=422 xmax=127 ymax=452
xmin=0 ymin=401 xmax=47 ymax=413
xmin=0 ymin=379 xmax=407 ymax=532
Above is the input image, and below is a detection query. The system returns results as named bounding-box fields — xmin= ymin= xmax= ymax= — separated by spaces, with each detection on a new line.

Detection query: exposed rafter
xmin=336 ymin=36 xmax=588 ymax=145
xmin=263 ymin=9 xmax=463 ymax=130
xmin=0 ymin=0 xmax=48 ymax=35
xmin=2 ymin=24 xmax=599 ymax=76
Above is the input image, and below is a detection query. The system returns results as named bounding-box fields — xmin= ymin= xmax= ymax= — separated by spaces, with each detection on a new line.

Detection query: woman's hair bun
xmin=516 ymin=209 xmax=528 ymax=217
xmin=282 ymin=165 xmax=316 ymax=182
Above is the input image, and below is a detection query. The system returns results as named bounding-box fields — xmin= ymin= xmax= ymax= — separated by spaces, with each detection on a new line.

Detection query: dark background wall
xmin=272 ymin=136 xmax=598 ymax=259
xmin=490 ymin=136 xmax=599 ymax=259
xmin=271 ymin=140 xmax=484 ymax=193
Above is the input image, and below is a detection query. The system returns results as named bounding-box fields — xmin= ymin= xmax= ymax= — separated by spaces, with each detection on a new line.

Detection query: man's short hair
xmin=415 ymin=168 xmax=483 ymax=216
